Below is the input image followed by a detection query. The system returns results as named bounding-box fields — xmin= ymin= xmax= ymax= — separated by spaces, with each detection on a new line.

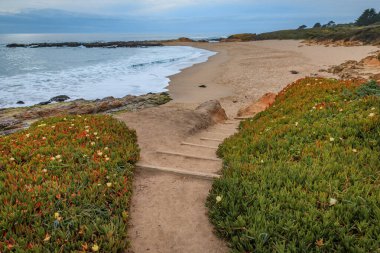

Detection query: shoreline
xmin=164 ymin=40 xmax=378 ymax=116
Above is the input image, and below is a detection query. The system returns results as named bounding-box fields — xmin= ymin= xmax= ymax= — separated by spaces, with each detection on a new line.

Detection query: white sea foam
xmin=0 ymin=46 xmax=216 ymax=108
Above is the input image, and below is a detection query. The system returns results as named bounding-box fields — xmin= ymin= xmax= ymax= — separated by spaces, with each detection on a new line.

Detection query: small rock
xmin=16 ymin=101 xmax=25 ymax=104
xmin=290 ymin=70 xmax=299 ymax=74
xmin=49 ymin=95 xmax=70 ymax=103
xmin=39 ymin=101 xmax=51 ymax=105
xmin=198 ymin=85 xmax=207 ymax=88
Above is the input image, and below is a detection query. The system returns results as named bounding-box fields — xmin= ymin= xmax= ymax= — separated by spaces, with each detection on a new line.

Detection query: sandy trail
xmin=117 ymin=41 xmax=377 ymax=253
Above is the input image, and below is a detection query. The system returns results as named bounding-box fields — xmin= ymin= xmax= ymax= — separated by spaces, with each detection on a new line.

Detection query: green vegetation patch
xmin=0 ymin=115 xmax=139 ymax=252
xmin=254 ymin=25 xmax=380 ymax=44
xmin=207 ymin=78 xmax=380 ymax=252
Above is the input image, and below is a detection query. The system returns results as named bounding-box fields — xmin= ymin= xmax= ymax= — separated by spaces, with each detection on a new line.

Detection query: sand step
xmin=137 ymin=163 xmax=220 ymax=180
xmin=200 ymin=137 xmax=224 ymax=142
xmin=156 ymin=150 xmax=221 ymax=161
xmin=181 ymin=142 xmax=218 ymax=149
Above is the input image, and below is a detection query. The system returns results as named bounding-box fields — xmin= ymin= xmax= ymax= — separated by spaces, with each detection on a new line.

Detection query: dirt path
xmin=116 ymin=106 xmax=240 ymax=252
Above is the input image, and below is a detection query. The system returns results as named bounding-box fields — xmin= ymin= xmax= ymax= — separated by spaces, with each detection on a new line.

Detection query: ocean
xmin=0 ymin=33 xmax=219 ymax=108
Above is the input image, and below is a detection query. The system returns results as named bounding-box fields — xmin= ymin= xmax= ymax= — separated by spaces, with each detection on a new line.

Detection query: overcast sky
xmin=0 ymin=0 xmax=379 ymax=34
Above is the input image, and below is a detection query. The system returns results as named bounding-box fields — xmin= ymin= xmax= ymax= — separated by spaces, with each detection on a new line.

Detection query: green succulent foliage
xmin=207 ymin=78 xmax=380 ymax=252
xmin=0 ymin=115 xmax=139 ymax=252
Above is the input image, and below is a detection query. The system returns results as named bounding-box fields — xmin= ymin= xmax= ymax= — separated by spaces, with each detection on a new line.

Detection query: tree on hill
xmin=297 ymin=25 xmax=307 ymax=30
xmin=322 ymin=21 xmax=336 ymax=28
xmin=356 ymin=8 xmax=380 ymax=26
xmin=313 ymin=22 xmax=322 ymax=28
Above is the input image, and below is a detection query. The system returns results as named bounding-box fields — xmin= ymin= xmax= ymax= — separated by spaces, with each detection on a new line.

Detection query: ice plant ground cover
xmin=207 ymin=78 xmax=380 ymax=252
xmin=0 ymin=115 xmax=139 ymax=252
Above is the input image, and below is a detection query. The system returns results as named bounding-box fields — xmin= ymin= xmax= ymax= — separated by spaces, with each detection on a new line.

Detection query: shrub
xmin=0 ymin=115 xmax=139 ymax=252
xmin=207 ymin=78 xmax=380 ymax=252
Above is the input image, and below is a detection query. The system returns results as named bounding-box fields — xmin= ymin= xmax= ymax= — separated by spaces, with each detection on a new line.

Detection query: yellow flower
xmin=295 ymin=122 xmax=299 ymax=127
xmin=352 ymin=149 xmax=357 ymax=153
xmin=329 ymin=198 xmax=337 ymax=206
xmin=216 ymin=196 xmax=222 ymax=203
xmin=71 ymin=124 xmax=75 ymax=127
xmin=329 ymin=137 xmax=335 ymax=142
xmin=9 ymin=157 xmax=15 ymax=161
xmin=369 ymin=113 xmax=375 ymax=117
xmin=371 ymin=107 xmax=376 ymax=110
xmin=104 ymin=147 xmax=109 ymax=150
xmin=51 ymin=125 xmax=56 ymax=129
xmin=55 ymin=155 xmax=62 ymax=159
xmin=85 ymin=126 xmax=90 ymax=129
xmin=97 ymin=151 xmax=103 ymax=156
xmin=54 ymin=212 xmax=60 ymax=219
xmin=106 ymin=182 xmax=112 ymax=188
xmin=92 ymin=244 xmax=99 ymax=252
xmin=25 ymin=133 xmax=30 ymax=138
xmin=42 ymin=169 xmax=48 ymax=173
xmin=43 ymin=233 xmax=51 ymax=242
xmin=105 ymin=157 xmax=110 ymax=161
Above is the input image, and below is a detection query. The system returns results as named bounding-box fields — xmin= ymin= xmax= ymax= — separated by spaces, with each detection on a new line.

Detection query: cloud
xmin=0 ymin=0 xmax=243 ymax=15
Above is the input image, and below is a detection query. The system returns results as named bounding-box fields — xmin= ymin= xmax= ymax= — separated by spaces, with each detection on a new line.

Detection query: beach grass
xmin=0 ymin=115 xmax=139 ymax=252
xmin=207 ymin=78 xmax=380 ymax=252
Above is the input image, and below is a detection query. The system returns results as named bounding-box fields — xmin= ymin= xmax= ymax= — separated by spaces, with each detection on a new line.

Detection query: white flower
xmin=216 ymin=196 xmax=222 ymax=203
xmin=55 ymin=155 xmax=62 ymax=159
xmin=85 ymin=129 xmax=90 ymax=133
xmin=104 ymin=147 xmax=109 ymax=150
xmin=93 ymin=132 xmax=98 ymax=136
xmin=25 ymin=134 xmax=30 ymax=138
xmin=329 ymin=137 xmax=335 ymax=142
xmin=339 ymin=108 xmax=343 ymax=112
xmin=329 ymin=198 xmax=337 ymax=206
xmin=38 ymin=124 xmax=46 ymax=127
xmin=9 ymin=157 xmax=15 ymax=161
xmin=295 ymin=122 xmax=299 ymax=127
xmin=51 ymin=125 xmax=56 ymax=129
xmin=105 ymin=157 xmax=110 ymax=161
xmin=63 ymin=118 xmax=67 ymax=121
xmin=42 ymin=137 xmax=46 ymax=140
xmin=369 ymin=113 xmax=375 ymax=117
xmin=106 ymin=182 xmax=112 ymax=188
xmin=97 ymin=151 xmax=103 ymax=156
xmin=96 ymin=137 xmax=100 ymax=140
xmin=261 ymin=160 xmax=264 ymax=163
xmin=85 ymin=126 xmax=90 ymax=129
xmin=42 ymin=169 xmax=48 ymax=173
xmin=371 ymin=107 xmax=376 ymax=111
xmin=91 ymin=142 xmax=96 ymax=146
xmin=352 ymin=149 xmax=357 ymax=153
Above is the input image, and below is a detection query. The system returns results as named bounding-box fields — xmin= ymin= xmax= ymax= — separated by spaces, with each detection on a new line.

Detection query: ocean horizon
xmin=0 ymin=33 xmax=220 ymax=108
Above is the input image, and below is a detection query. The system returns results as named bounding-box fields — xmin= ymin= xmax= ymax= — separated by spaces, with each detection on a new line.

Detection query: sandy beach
xmin=116 ymin=40 xmax=378 ymax=253
xmin=166 ymin=40 xmax=377 ymax=116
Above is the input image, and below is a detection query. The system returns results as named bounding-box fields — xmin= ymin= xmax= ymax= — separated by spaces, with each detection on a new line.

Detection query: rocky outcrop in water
xmin=7 ymin=41 xmax=164 ymax=48
xmin=0 ymin=92 xmax=171 ymax=135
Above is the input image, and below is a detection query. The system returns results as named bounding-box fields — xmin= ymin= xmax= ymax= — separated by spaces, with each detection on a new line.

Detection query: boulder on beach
xmin=16 ymin=101 xmax=25 ymax=104
xmin=196 ymin=100 xmax=228 ymax=124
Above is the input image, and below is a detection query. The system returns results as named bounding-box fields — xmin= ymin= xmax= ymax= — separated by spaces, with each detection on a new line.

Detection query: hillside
xmin=207 ymin=78 xmax=380 ymax=252
xmin=228 ymin=25 xmax=380 ymax=45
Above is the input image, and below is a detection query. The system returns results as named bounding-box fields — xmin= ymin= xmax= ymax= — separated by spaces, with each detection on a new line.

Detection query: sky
xmin=0 ymin=0 xmax=379 ymax=35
